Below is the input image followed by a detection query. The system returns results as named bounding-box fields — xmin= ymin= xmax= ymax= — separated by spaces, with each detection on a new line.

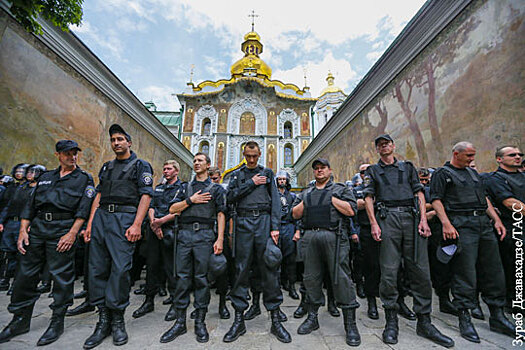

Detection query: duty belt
xmin=8 ymin=216 xmax=20 ymax=222
xmin=180 ymin=222 xmax=213 ymax=231
xmin=385 ymin=206 xmax=413 ymax=213
xmin=100 ymin=204 xmax=137 ymax=213
xmin=37 ymin=212 xmax=74 ymax=221
xmin=237 ymin=209 xmax=270 ymax=217
xmin=305 ymin=226 xmax=337 ymax=232
xmin=449 ymin=209 xmax=486 ymax=217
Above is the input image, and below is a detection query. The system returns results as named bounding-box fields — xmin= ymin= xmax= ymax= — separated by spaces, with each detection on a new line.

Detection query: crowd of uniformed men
xmin=0 ymin=124 xmax=522 ymax=348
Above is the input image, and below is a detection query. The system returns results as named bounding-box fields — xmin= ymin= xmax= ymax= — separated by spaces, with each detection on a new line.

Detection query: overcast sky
xmin=72 ymin=0 xmax=426 ymax=111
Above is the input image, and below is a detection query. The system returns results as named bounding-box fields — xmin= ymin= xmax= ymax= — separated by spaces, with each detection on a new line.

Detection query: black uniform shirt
xmin=0 ymin=183 xmax=35 ymax=223
xmin=173 ymin=177 xmax=227 ymax=218
xmin=151 ymin=179 xmax=183 ymax=218
xmin=352 ymin=182 xmax=370 ymax=226
xmin=486 ymin=167 xmax=525 ymax=220
xmin=279 ymin=189 xmax=296 ymax=223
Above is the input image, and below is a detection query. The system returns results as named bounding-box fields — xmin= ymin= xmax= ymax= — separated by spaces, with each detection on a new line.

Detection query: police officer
xmin=364 ymin=134 xmax=453 ymax=347
xmin=223 ymin=141 xmax=291 ymax=343
xmin=83 ymin=124 xmax=153 ymax=349
xmin=276 ymin=170 xmax=299 ymax=300
xmin=133 ymin=160 xmax=183 ymax=321
xmin=160 ymin=152 xmax=226 ymax=343
xmin=292 ymin=158 xmax=360 ymax=346
xmin=0 ymin=140 xmax=94 ymax=346
xmin=487 ymin=146 xmax=524 ymax=314
xmin=431 ymin=142 xmax=515 ymax=342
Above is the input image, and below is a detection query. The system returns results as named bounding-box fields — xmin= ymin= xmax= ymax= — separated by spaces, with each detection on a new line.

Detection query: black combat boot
xmin=244 ymin=292 xmax=261 ymax=320
xmin=0 ymin=307 xmax=32 ymax=344
xmin=289 ymin=283 xmax=299 ymax=300
xmin=219 ymin=294 xmax=230 ymax=319
xmin=270 ymin=309 xmax=292 ymax=343
xmin=133 ymin=284 xmax=146 ymax=295
xmin=458 ymin=308 xmax=480 ymax=343
xmin=342 ymin=308 xmax=361 ymax=346
xmin=382 ymin=309 xmax=398 ymax=344
xmin=277 ymin=307 xmax=288 ymax=322
xmin=297 ymin=305 xmax=319 ymax=334
xmin=132 ymin=295 xmax=154 ymax=318
xmin=163 ymin=295 xmax=173 ymax=305
xmin=111 ymin=309 xmax=128 ymax=346
xmin=367 ymin=296 xmax=379 ymax=320
xmin=398 ymin=297 xmax=416 ymax=320
xmin=74 ymin=290 xmax=88 ymax=299
xmin=37 ymin=310 xmax=65 ymax=346
xmin=294 ymin=292 xmax=307 ymax=318
xmin=160 ymin=308 xmax=187 ymax=343
xmin=194 ymin=308 xmax=209 ymax=343
xmin=83 ymin=306 xmax=111 ymax=349
xmin=36 ymin=281 xmax=51 ymax=294
xmin=158 ymin=286 xmax=167 ymax=297
xmin=488 ymin=305 xmax=516 ymax=337
xmin=190 ymin=309 xmax=197 ymax=319
xmin=327 ymin=294 xmax=340 ymax=317
xmin=416 ymin=313 xmax=454 ymax=348
xmin=439 ymin=295 xmax=458 ymax=316
xmin=356 ymin=281 xmax=366 ymax=299
xmin=223 ymin=310 xmax=246 ymax=342
xmin=66 ymin=300 xmax=95 ymax=316
xmin=165 ymin=304 xmax=177 ymax=321
xmin=471 ymin=303 xmax=485 ymax=320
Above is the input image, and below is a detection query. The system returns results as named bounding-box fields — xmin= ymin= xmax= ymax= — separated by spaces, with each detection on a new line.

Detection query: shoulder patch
xmin=363 ymin=175 xmax=372 ymax=186
xmin=85 ymin=185 xmax=96 ymax=198
xmin=141 ymin=172 xmax=153 ymax=185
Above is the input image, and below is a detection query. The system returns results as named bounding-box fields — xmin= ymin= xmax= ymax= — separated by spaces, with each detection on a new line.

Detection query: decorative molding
xmin=228 ymin=97 xmax=267 ymax=134
xmin=194 ymin=105 xmax=217 ymax=136
xmin=278 ymin=109 xmax=299 ymax=140
xmin=227 ymin=135 xmax=265 ymax=168
xmin=294 ymin=0 xmax=473 ymax=173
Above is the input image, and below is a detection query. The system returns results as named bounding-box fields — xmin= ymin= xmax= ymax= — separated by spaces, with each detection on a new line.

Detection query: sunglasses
xmin=210 ymin=176 xmax=220 ymax=181
xmin=504 ymin=153 xmax=524 ymax=157
xmin=359 ymin=170 xmax=365 ymax=174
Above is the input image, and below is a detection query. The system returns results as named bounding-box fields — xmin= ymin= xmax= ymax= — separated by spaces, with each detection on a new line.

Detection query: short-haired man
xmin=431 ymin=141 xmax=515 ymax=342
xmin=0 ymin=140 xmax=94 ymax=346
xmin=223 ymin=141 xmax=291 ymax=343
xmin=83 ymin=124 xmax=153 ymax=348
xmin=161 ymin=153 xmax=226 ymax=343
xmin=293 ymin=158 xmax=360 ymax=346
xmin=364 ymin=135 xmax=453 ymax=347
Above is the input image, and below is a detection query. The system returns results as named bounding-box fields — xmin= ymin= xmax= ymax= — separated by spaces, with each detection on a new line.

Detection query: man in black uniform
xmin=0 ymin=140 xmax=94 ymax=346
xmin=364 ymin=134 xmax=453 ymax=347
xmin=431 ymin=141 xmax=515 ymax=342
xmin=160 ymin=152 xmax=226 ymax=343
xmin=223 ymin=141 xmax=291 ymax=343
xmin=83 ymin=124 xmax=153 ymax=349
xmin=292 ymin=158 xmax=360 ymax=346
xmin=487 ymin=146 xmax=524 ymax=314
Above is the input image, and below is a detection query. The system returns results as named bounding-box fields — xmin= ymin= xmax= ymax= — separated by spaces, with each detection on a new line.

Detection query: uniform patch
xmin=281 ymin=196 xmax=287 ymax=206
xmin=363 ymin=175 xmax=372 ymax=186
xmin=142 ymin=173 xmax=153 ymax=185
xmin=85 ymin=185 xmax=96 ymax=198
xmin=38 ymin=180 xmax=52 ymax=185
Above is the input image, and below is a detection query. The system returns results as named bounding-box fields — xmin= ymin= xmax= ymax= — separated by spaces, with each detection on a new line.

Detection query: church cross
xmin=248 ymin=10 xmax=259 ymax=31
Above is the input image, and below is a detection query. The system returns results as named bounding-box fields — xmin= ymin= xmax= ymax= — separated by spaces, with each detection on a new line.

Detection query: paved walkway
xmin=0 ymin=281 xmax=514 ymax=349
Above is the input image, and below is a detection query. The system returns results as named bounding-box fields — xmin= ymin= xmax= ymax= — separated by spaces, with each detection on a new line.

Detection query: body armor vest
xmin=180 ymin=181 xmax=217 ymax=224
xmin=303 ymin=186 xmax=338 ymax=229
xmin=374 ymin=161 xmax=414 ymax=206
xmin=6 ymin=183 xmax=34 ymax=218
xmin=279 ymin=191 xmax=295 ymax=222
xmin=236 ymin=167 xmax=271 ymax=210
xmin=99 ymin=158 xmax=140 ymax=206
xmin=442 ymin=165 xmax=486 ymax=211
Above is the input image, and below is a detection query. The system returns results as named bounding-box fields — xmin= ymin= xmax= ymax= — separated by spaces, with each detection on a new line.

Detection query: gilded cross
xmin=248 ymin=10 xmax=259 ymax=32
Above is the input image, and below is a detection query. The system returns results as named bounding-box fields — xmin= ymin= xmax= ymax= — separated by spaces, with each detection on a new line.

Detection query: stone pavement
xmin=0 ymin=281 xmax=514 ymax=349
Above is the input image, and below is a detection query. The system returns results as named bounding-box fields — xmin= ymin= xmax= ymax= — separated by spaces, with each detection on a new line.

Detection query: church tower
xmin=313 ymin=72 xmax=346 ymax=137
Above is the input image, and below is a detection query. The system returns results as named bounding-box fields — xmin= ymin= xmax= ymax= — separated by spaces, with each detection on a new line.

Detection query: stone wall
xmin=0 ymin=10 xmax=193 ymax=182
xmin=296 ymin=0 xmax=524 ymax=185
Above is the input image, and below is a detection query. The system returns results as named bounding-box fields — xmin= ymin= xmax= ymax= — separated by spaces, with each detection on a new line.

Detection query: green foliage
xmin=9 ymin=0 xmax=83 ymax=35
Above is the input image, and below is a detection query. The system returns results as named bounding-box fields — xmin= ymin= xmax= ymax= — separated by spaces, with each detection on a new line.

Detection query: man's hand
xmin=418 ymin=220 xmax=431 ymax=238
xmin=213 ymin=239 xmax=224 ymax=255
xmin=271 ymin=230 xmax=279 ymax=245
xmin=82 ymin=223 xmax=92 ymax=243
xmin=494 ymin=220 xmax=506 ymax=241
xmin=17 ymin=229 xmax=29 ymax=255
xmin=0 ymin=224 xmax=3 ymax=232
xmin=190 ymin=190 xmax=212 ymax=204
xmin=57 ymin=232 xmax=76 ymax=252
xmin=154 ymin=227 xmax=164 ymax=240
xmin=125 ymin=224 xmax=142 ymax=242
xmin=251 ymin=174 xmax=267 ymax=186
xmin=293 ymin=230 xmax=301 ymax=242
xmin=371 ymin=223 xmax=381 ymax=241
xmin=150 ymin=218 xmax=161 ymax=231
xmin=442 ymin=222 xmax=459 ymax=240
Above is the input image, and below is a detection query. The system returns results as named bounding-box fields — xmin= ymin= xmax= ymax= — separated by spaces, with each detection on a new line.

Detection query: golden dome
xmin=319 ymin=72 xmax=345 ymax=97
xmin=230 ymin=31 xmax=272 ymax=79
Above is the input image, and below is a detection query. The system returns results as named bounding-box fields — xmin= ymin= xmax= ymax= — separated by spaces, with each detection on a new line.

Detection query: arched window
xmin=201 ymin=118 xmax=211 ymax=136
xmin=200 ymin=141 xmax=210 ymax=155
xmin=284 ymin=121 xmax=293 ymax=138
xmin=284 ymin=144 xmax=294 ymax=167
xmin=239 ymin=112 xmax=255 ymax=134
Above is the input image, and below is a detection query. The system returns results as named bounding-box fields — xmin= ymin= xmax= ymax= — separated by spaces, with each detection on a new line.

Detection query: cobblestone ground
xmin=0 ymin=279 xmax=514 ymax=349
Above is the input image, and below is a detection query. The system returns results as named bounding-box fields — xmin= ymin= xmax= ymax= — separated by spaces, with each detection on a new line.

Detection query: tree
xmin=8 ymin=0 xmax=83 ymax=35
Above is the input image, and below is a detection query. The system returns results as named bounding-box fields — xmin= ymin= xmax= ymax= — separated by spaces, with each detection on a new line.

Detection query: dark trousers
xmin=280 ymin=222 xmax=297 ymax=286
xmin=8 ymin=234 xmax=76 ymax=314
xmin=500 ymin=220 xmax=517 ymax=307
xmin=88 ymin=210 xmax=136 ymax=311
xmin=378 ymin=210 xmax=432 ymax=314
xmin=350 ymin=239 xmax=363 ymax=284
xmin=427 ymin=220 xmax=453 ymax=297
xmin=303 ymin=229 xmax=358 ymax=308
xmin=144 ymin=226 xmax=172 ymax=297
xmin=216 ymin=233 xmax=234 ymax=296
xmin=230 ymin=214 xmax=283 ymax=312
xmin=360 ymin=225 xmax=380 ymax=297
xmin=0 ymin=219 xmax=20 ymax=278
xmin=449 ymin=214 xmax=506 ymax=309
xmin=173 ymin=228 xmax=214 ymax=310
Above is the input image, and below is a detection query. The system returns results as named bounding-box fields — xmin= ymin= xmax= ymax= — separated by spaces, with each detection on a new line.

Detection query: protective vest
xmin=442 ymin=165 xmax=486 ymax=211
xmin=494 ymin=171 xmax=525 ymax=203
xmin=279 ymin=191 xmax=295 ymax=222
xmin=236 ymin=167 xmax=271 ymax=210
xmin=6 ymin=183 xmax=34 ymax=218
xmin=303 ymin=186 xmax=338 ymax=229
xmin=99 ymin=158 xmax=140 ymax=206
xmin=373 ymin=161 xmax=414 ymax=206
xmin=180 ymin=181 xmax=217 ymax=224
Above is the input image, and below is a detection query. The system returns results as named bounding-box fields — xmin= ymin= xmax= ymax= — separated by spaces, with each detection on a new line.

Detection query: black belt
xmin=100 ymin=204 xmax=137 ymax=213
xmin=385 ymin=206 xmax=413 ymax=213
xmin=7 ymin=216 xmax=20 ymax=222
xmin=449 ymin=210 xmax=486 ymax=217
xmin=305 ymin=226 xmax=337 ymax=232
xmin=237 ymin=209 xmax=270 ymax=217
xmin=179 ymin=222 xmax=213 ymax=231
xmin=37 ymin=212 xmax=74 ymax=221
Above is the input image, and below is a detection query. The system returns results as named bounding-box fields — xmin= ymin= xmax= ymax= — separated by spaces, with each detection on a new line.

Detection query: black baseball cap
xmin=109 ymin=124 xmax=131 ymax=141
xmin=312 ymin=158 xmax=330 ymax=169
xmin=374 ymin=134 xmax=394 ymax=146
xmin=55 ymin=140 xmax=81 ymax=153
xmin=436 ymin=238 xmax=461 ymax=264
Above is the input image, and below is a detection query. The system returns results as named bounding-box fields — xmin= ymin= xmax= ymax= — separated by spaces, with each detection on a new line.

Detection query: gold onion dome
xmin=230 ymin=31 xmax=272 ymax=79
xmin=319 ymin=72 xmax=344 ymax=96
